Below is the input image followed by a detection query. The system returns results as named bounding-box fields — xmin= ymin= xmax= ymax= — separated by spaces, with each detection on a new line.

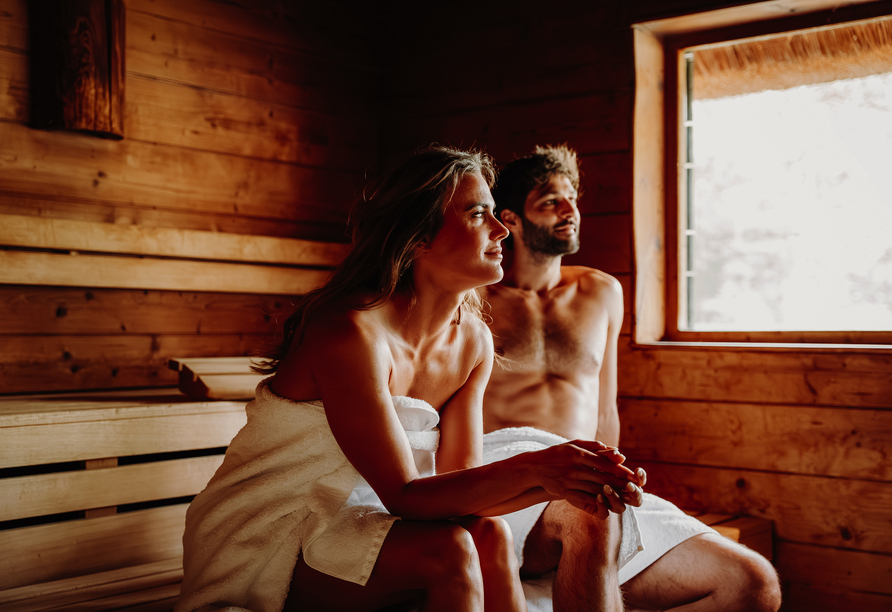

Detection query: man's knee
xmin=729 ymin=549 xmax=781 ymax=612
xmin=555 ymin=503 xmax=621 ymax=557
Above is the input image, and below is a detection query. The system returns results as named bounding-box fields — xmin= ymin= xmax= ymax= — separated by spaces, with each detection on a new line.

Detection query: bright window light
xmin=682 ymin=19 xmax=892 ymax=331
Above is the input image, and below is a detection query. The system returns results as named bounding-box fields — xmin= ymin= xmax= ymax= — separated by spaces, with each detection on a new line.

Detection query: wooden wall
xmin=0 ymin=0 xmax=377 ymax=393
xmin=378 ymin=1 xmax=892 ymax=610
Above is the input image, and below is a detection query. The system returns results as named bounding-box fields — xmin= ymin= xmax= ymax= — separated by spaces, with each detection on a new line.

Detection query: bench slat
xmin=0 ymin=504 xmax=188 ymax=591
xmin=0 ymin=250 xmax=331 ymax=295
xmin=0 ymin=456 xmax=223 ymax=522
xmin=0 ymin=559 xmax=181 ymax=612
xmin=1 ymin=412 xmax=245 ymax=468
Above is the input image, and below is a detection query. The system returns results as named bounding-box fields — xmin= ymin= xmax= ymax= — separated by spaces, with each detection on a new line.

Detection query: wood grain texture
xmin=1 ymin=412 xmax=243 ymax=467
xmin=124 ymin=74 xmax=375 ymax=169
xmin=126 ymin=8 xmax=375 ymax=117
xmin=0 ymin=333 xmax=268 ymax=393
xmin=0 ymin=504 xmax=187 ymax=589
xmin=775 ymin=541 xmax=892 ymax=595
xmin=0 ymin=214 xmax=349 ymax=265
xmin=618 ymin=342 xmax=892 ymax=408
xmin=0 ymin=559 xmax=182 ymax=612
xmin=632 ymin=461 xmax=892 ymax=553
xmin=781 ymin=583 xmax=892 ymax=612
xmin=0 ymin=119 xmax=360 ymax=226
xmin=0 ymin=286 xmax=292 ymax=335
xmin=619 ymin=398 xmax=892 ymax=480
xmin=0 ymin=456 xmax=223 ymax=521
xmin=0 ymin=250 xmax=332 ymax=295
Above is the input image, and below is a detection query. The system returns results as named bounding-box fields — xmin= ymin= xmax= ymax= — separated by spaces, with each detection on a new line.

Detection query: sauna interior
xmin=1 ymin=0 xmax=890 ymax=610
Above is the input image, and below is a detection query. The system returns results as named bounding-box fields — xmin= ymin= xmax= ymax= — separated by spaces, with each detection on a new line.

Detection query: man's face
xmin=519 ymin=174 xmax=581 ymax=257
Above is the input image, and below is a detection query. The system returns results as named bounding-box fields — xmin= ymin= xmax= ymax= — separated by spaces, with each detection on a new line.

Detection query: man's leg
xmin=522 ymin=500 xmax=624 ymax=612
xmin=621 ymin=533 xmax=781 ymax=612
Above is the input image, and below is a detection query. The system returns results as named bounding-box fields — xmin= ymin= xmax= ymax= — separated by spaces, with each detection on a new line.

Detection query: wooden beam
xmin=0 ymin=214 xmax=349 ymax=266
xmin=0 ymin=456 xmax=223 ymax=522
xmin=0 ymin=251 xmax=331 ymax=294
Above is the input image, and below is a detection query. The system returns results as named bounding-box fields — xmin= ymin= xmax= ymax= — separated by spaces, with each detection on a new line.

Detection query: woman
xmin=176 ymin=146 xmax=643 ymax=612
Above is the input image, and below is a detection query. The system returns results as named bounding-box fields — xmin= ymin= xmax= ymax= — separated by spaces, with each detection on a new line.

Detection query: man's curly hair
xmin=492 ymin=144 xmax=581 ymax=221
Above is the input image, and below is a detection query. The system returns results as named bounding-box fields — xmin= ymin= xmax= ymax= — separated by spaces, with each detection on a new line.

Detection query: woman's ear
xmin=415 ymin=237 xmax=430 ymax=254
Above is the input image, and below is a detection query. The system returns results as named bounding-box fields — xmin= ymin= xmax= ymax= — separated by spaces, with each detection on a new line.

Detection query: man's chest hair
xmin=492 ymin=304 xmax=604 ymax=374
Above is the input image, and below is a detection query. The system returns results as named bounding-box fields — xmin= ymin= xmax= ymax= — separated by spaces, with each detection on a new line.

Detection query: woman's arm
xmin=305 ymin=314 xmax=640 ymax=521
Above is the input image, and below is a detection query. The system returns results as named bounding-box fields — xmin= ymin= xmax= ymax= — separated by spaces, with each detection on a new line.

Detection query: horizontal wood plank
xmin=385 ymin=90 xmax=633 ymax=166
xmin=633 ymin=461 xmax=892 ymax=553
xmin=0 ymin=214 xmax=349 ymax=266
xmin=775 ymin=541 xmax=892 ymax=595
xmin=124 ymin=74 xmax=375 ymax=170
xmin=0 ymin=558 xmax=181 ymax=612
xmin=0 ymin=287 xmax=291 ymax=336
xmin=0 ymin=333 xmax=268 ymax=394
xmin=0 ymin=387 xmax=244 ymax=425
xmin=0 ymin=250 xmax=331 ymax=294
xmin=619 ymin=399 xmax=892 ymax=481
xmin=0 ymin=115 xmax=361 ymax=226
xmin=619 ymin=343 xmax=892 ymax=408
xmin=1 ymin=415 xmax=244 ymax=468
xmin=0 ymin=504 xmax=187 ymax=590
xmin=781 ymin=582 xmax=892 ymax=612
xmin=0 ymin=456 xmax=222 ymax=521
xmin=127 ymin=9 xmax=375 ymax=117
xmin=127 ymin=0 xmax=376 ymax=64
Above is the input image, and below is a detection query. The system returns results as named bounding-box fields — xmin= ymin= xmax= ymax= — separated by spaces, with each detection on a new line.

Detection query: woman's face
xmin=417 ymin=172 xmax=509 ymax=290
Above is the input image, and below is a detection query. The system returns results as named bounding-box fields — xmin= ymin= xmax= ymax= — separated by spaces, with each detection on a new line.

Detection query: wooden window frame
xmin=632 ymin=0 xmax=892 ymax=346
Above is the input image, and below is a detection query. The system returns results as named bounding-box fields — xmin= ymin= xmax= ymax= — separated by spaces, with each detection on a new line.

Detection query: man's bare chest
xmin=490 ymin=299 xmax=607 ymax=375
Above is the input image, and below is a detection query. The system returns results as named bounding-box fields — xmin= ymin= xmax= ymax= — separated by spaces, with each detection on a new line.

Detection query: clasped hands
xmin=537 ymin=439 xmax=647 ymax=520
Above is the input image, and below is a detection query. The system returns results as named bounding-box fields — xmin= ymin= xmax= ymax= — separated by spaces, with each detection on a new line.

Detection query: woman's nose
xmin=491 ymin=217 xmax=509 ymax=240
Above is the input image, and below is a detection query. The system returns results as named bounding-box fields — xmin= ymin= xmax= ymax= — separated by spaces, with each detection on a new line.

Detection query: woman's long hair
xmin=252 ymin=145 xmax=496 ymax=374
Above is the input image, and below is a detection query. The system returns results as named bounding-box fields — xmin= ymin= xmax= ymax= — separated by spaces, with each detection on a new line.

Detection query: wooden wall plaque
xmin=28 ymin=0 xmax=125 ymax=139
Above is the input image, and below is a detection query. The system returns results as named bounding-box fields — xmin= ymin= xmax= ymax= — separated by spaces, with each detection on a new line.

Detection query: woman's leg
xmin=285 ymin=520 xmax=483 ymax=612
xmin=453 ymin=516 xmax=527 ymax=612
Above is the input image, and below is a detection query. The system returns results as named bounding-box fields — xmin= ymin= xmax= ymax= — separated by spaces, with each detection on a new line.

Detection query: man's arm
xmin=595 ymin=275 xmax=623 ymax=446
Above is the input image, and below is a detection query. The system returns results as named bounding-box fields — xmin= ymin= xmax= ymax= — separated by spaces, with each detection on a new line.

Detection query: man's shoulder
xmin=561 ymin=266 xmax=622 ymax=295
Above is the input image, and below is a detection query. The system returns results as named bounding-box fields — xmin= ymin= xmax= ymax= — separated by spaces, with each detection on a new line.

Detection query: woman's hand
xmin=532 ymin=440 xmax=645 ymax=517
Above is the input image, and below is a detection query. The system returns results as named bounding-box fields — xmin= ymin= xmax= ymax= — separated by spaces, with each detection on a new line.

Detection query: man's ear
xmin=500 ymin=209 xmax=521 ymax=232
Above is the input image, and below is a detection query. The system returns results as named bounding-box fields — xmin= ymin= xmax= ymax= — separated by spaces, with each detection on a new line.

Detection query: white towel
xmin=176 ymin=380 xmax=439 ymax=612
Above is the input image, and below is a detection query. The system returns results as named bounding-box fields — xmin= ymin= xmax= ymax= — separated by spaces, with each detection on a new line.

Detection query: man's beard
xmin=520 ymin=216 xmax=580 ymax=260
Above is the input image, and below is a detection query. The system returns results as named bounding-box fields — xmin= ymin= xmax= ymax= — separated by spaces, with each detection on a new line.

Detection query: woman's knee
xmin=414 ymin=523 xmax=482 ymax=586
xmin=459 ymin=516 xmax=518 ymax=571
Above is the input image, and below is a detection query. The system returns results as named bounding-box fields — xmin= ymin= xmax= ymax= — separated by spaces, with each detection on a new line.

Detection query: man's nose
xmin=557 ymin=198 xmax=577 ymax=218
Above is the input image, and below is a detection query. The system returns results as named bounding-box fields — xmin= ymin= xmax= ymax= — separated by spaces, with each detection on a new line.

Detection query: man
xmin=481 ymin=146 xmax=781 ymax=611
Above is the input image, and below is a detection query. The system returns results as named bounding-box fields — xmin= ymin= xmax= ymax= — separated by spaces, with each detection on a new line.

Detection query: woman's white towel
xmin=175 ymin=380 xmax=439 ymax=612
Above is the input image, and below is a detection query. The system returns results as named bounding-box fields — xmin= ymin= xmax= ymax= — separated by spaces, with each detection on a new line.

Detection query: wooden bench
xmin=0 ymin=388 xmax=248 ymax=612
xmin=0 ymin=361 xmax=774 ymax=611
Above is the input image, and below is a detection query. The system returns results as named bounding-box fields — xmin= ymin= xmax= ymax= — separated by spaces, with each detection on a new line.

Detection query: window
xmin=633 ymin=0 xmax=892 ymax=345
